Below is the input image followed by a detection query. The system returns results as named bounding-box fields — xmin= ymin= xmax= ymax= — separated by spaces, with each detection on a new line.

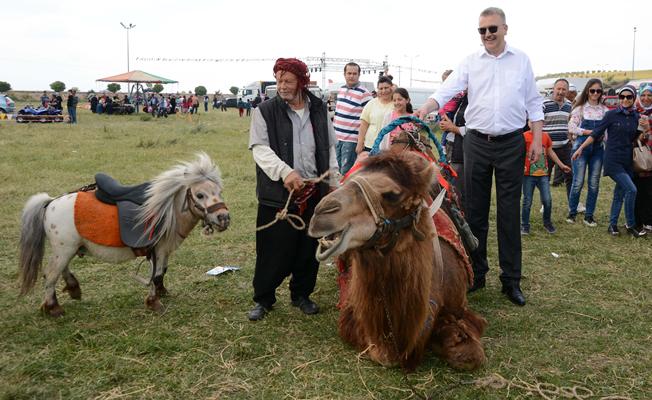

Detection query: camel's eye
xmin=382 ymin=191 xmax=401 ymax=203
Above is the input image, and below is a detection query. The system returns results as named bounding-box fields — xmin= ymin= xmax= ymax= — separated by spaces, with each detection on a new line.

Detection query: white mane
xmin=137 ymin=152 xmax=222 ymax=247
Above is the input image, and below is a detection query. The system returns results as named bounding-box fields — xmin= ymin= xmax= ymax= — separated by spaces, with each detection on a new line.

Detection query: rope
xmin=467 ymin=373 xmax=632 ymax=400
xmin=255 ymin=171 xmax=330 ymax=232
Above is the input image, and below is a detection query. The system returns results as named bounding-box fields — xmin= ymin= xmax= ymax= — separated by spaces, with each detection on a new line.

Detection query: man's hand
xmin=527 ymin=140 xmax=542 ymax=164
xmin=560 ymin=164 xmax=571 ymax=174
xmin=439 ymin=114 xmax=457 ymax=133
xmin=414 ymin=98 xmax=439 ymax=120
xmin=355 ymin=142 xmax=365 ymax=154
xmin=283 ymin=170 xmax=304 ymax=192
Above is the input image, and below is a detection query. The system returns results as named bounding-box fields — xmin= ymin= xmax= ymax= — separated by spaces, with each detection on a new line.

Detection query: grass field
xmin=0 ymin=107 xmax=650 ymax=399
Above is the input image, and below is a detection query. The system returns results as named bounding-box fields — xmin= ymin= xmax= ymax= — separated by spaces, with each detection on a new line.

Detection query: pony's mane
xmin=137 ymin=152 xmax=222 ymax=246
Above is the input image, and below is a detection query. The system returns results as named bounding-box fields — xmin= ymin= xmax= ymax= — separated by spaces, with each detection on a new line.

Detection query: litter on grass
xmin=206 ymin=265 xmax=240 ymax=276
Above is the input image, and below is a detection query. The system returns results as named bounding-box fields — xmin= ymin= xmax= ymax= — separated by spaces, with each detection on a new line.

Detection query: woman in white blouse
xmin=566 ymin=79 xmax=609 ymax=226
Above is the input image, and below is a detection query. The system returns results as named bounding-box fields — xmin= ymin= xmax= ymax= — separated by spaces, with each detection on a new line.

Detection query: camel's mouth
xmin=315 ymin=224 xmax=350 ymax=261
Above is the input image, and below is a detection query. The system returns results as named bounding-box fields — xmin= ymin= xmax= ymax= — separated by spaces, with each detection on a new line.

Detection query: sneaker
xmin=625 ymin=226 xmax=647 ymax=238
xmin=520 ymin=225 xmax=530 ymax=235
xmin=607 ymin=225 xmax=620 ymax=236
xmin=566 ymin=214 xmax=576 ymax=224
xmin=543 ymin=222 xmax=556 ymax=234
xmin=583 ymin=217 xmax=598 ymax=227
xmin=577 ymin=202 xmax=586 ymax=214
xmin=643 ymin=224 xmax=652 ymax=233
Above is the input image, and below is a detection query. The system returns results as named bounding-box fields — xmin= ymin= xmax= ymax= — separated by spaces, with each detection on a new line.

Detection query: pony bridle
xmin=184 ymin=187 xmax=228 ymax=233
xmin=349 ymin=176 xmax=426 ymax=253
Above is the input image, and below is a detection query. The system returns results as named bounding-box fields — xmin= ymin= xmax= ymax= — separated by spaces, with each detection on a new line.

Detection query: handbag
xmin=632 ymin=139 xmax=652 ymax=173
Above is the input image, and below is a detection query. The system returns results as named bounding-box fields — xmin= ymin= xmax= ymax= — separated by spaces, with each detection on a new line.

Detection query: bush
xmin=50 ymin=81 xmax=66 ymax=92
xmin=195 ymin=86 xmax=207 ymax=96
xmin=0 ymin=81 xmax=11 ymax=92
xmin=107 ymin=83 xmax=121 ymax=93
xmin=229 ymin=86 xmax=239 ymax=96
xmin=152 ymin=84 xmax=164 ymax=93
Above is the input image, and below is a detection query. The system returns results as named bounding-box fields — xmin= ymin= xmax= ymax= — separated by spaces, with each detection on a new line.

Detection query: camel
xmin=308 ymin=150 xmax=486 ymax=371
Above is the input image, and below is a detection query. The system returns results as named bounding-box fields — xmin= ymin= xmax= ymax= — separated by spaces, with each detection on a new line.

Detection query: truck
xmin=240 ymin=81 xmax=276 ymax=102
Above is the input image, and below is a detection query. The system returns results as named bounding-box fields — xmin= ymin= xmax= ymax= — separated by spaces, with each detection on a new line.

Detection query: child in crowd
xmin=521 ymin=126 xmax=571 ymax=235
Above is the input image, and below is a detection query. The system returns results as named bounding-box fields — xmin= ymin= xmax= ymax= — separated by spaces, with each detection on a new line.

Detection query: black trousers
xmin=463 ymin=130 xmax=525 ymax=286
xmin=253 ymin=196 xmax=320 ymax=307
xmin=549 ymin=142 xmax=572 ymax=198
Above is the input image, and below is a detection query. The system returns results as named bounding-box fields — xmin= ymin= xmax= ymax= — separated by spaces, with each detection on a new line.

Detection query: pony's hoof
xmin=63 ymin=283 xmax=82 ymax=300
xmin=41 ymin=302 xmax=65 ymax=318
xmin=145 ymin=295 xmax=164 ymax=314
xmin=155 ymin=286 xmax=169 ymax=298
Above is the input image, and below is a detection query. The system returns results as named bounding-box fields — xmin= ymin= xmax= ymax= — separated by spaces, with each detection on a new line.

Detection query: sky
xmin=3 ymin=0 xmax=651 ymax=93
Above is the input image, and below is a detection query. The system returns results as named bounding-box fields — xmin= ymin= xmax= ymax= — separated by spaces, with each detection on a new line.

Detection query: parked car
xmin=0 ymin=94 xmax=16 ymax=114
xmin=602 ymin=95 xmax=619 ymax=110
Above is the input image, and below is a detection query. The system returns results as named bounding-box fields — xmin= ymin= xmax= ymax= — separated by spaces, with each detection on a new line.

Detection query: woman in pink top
xmin=566 ymin=78 xmax=609 ymax=226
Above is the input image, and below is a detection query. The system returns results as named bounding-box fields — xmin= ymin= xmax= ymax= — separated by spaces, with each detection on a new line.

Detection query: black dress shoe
xmin=291 ymin=297 xmax=320 ymax=315
xmin=248 ymin=303 xmax=270 ymax=321
xmin=467 ymin=277 xmax=486 ymax=293
xmin=501 ymin=285 xmax=526 ymax=306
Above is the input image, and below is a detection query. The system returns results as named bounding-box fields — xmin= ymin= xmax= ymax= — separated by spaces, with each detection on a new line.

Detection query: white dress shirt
xmin=432 ymin=44 xmax=544 ymax=135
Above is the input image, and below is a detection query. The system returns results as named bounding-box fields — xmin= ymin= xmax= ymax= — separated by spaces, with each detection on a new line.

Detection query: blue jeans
xmin=521 ymin=175 xmax=552 ymax=228
xmin=568 ymin=136 xmax=603 ymax=217
xmin=67 ymin=107 xmax=77 ymax=123
xmin=609 ymin=170 xmax=638 ymax=227
xmin=336 ymin=140 xmax=358 ymax=175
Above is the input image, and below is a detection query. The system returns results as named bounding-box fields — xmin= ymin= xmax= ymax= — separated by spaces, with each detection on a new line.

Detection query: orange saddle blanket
xmin=74 ymin=191 xmax=125 ymax=247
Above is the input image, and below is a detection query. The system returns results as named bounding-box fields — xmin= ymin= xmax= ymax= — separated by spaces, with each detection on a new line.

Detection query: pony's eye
xmin=196 ymin=193 xmax=205 ymax=200
xmin=382 ymin=191 xmax=400 ymax=203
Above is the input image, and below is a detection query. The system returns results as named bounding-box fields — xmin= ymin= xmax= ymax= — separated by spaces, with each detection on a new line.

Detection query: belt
xmin=469 ymin=128 xmax=523 ymax=142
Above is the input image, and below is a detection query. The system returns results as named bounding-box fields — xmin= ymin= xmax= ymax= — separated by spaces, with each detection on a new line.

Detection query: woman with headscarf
xmin=572 ymin=85 xmax=647 ymax=237
xmin=634 ymin=85 xmax=652 ymax=231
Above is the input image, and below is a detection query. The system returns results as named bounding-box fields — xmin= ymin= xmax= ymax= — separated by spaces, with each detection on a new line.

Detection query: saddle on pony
xmin=74 ymin=174 xmax=160 ymax=252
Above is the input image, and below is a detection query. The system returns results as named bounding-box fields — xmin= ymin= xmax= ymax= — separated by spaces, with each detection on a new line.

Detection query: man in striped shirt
xmin=543 ymin=78 xmax=573 ymax=198
xmin=333 ymin=62 xmax=373 ymax=174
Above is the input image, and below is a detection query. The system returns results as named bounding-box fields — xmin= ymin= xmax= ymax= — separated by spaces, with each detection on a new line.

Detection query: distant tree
xmin=152 ymin=84 xmax=164 ymax=93
xmin=50 ymin=81 xmax=66 ymax=92
xmin=229 ymin=86 xmax=239 ymax=96
xmin=0 ymin=81 xmax=11 ymax=92
xmin=194 ymin=86 xmax=207 ymax=96
xmin=107 ymin=83 xmax=121 ymax=93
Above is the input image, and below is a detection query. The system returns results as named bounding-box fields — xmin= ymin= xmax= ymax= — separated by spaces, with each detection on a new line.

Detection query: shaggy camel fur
xmin=309 ymin=151 xmax=486 ymax=371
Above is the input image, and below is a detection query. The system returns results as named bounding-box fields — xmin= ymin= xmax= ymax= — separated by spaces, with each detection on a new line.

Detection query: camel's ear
xmin=409 ymin=156 xmax=436 ymax=188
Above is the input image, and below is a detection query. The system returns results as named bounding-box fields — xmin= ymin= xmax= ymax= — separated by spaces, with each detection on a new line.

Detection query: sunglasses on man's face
xmin=589 ymin=89 xmax=602 ymax=94
xmin=618 ymin=94 xmax=634 ymax=100
xmin=478 ymin=25 xmax=499 ymax=35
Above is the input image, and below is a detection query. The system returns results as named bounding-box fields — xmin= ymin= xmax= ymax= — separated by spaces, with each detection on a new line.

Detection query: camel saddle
xmin=74 ymin=173 xmax=160 ymax=250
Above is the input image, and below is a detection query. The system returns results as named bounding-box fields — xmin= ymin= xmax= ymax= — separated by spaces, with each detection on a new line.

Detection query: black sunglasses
xmin=589 ymin=88 xmax=603 ymax=94
xmin=478 ymin=25 xmax=499 ymax=35
xmin=618 ymin=94 xmax=634 ymax=100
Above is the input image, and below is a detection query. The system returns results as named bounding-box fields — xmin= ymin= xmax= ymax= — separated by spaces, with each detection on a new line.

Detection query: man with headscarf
xmin=247 ymin=58 xmax=338 ymax=321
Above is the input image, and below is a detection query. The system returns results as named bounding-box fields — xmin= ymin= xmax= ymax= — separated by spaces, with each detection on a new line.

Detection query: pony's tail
xmin=19 ymin=193 xmax=53 ymax=295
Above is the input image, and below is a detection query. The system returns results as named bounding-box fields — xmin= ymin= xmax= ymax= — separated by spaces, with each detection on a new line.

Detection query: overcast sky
xmin=3 ymin=0 xmax=651 ymax=92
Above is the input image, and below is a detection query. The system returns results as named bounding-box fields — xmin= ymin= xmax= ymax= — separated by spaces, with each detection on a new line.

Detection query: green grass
xmin=0 ymin=107 xmax=650 ymax=399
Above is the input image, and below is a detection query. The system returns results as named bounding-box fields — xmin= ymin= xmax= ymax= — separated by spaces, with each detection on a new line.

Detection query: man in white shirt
xmin=415 ymin=7 xmax=543 ymax=306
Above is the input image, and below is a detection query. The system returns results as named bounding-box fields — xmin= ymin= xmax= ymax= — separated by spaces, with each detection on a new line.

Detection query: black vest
xmin=256 ymin=91 xmax=330 ymax=208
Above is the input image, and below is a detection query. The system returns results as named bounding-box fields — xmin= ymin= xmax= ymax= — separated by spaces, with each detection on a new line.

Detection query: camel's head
xmin=308 ymin=151 xmax=436 ymax=261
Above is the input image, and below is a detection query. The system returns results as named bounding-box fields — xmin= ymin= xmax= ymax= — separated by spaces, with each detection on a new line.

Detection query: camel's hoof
xmin=145 ymin=295 xmax=164 ymax=314
xmin=63 ymin=283 xmax=82 ymax=300
xmin=41 ymin=302 xmax=65 ymax=318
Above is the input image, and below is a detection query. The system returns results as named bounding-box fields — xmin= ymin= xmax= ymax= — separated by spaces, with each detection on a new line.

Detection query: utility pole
xmin=120 ymin=22 xmax=136 ymax=92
